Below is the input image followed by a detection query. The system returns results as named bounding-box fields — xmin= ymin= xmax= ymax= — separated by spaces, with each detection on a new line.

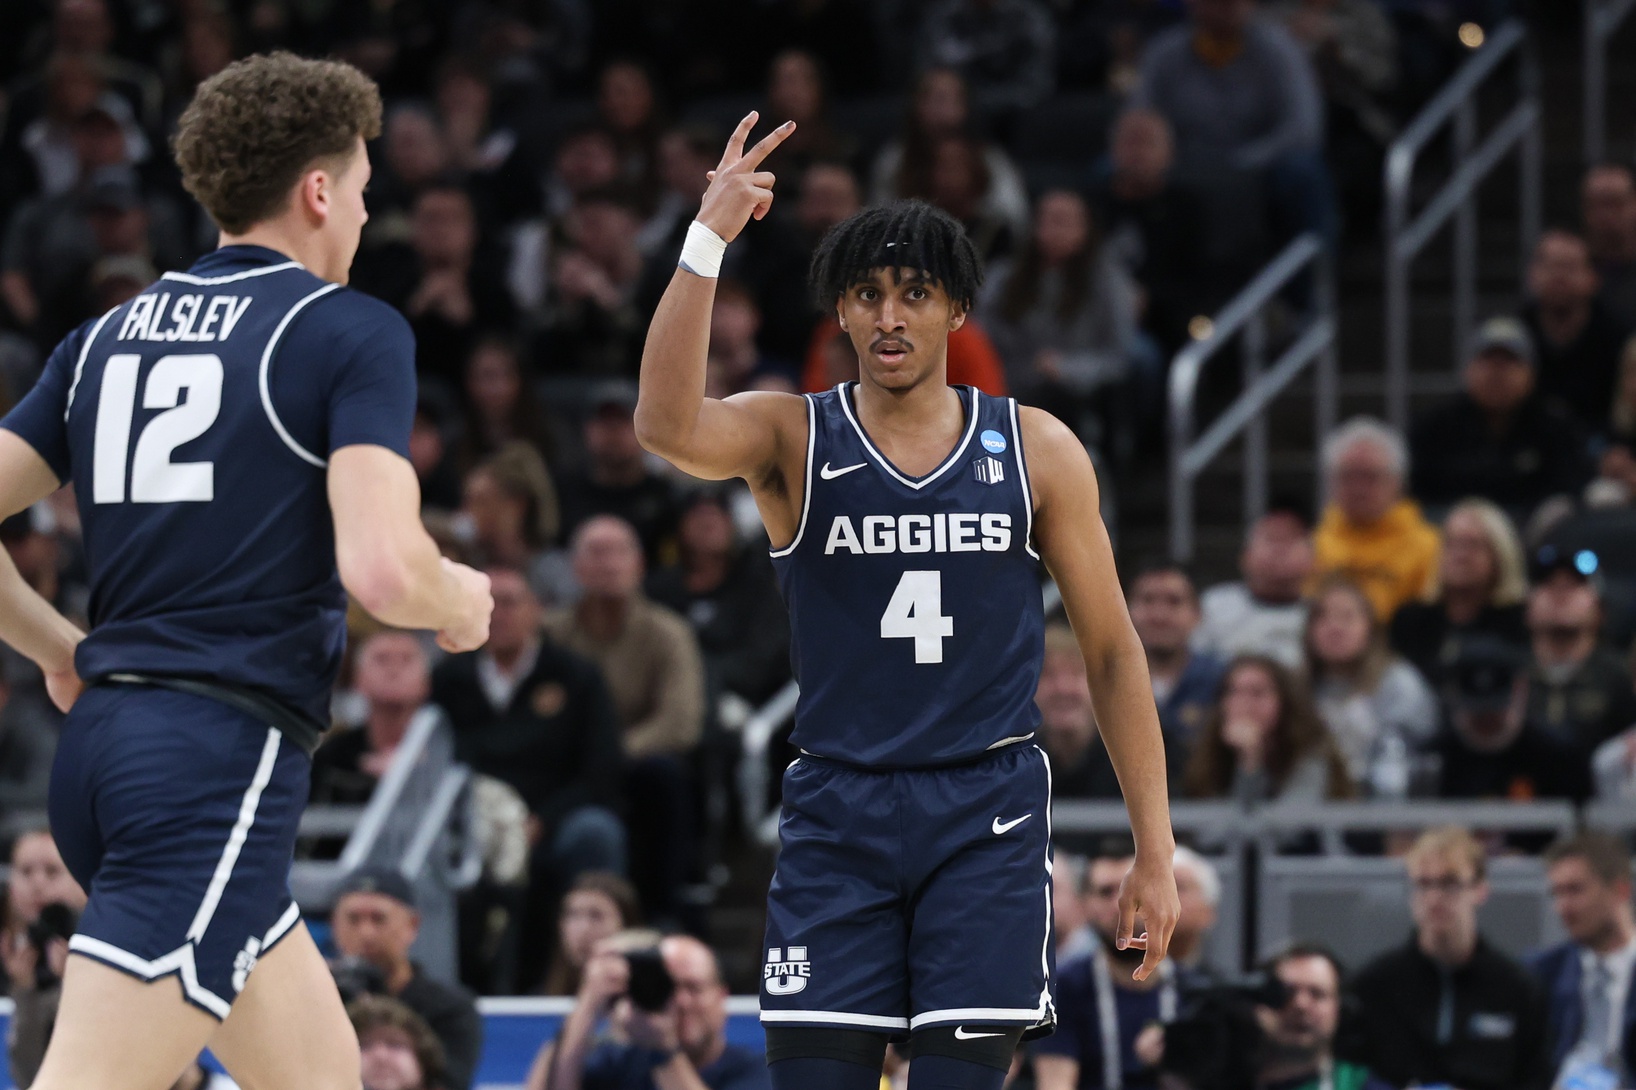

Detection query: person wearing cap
xmin=1193 ymin=501 xmax=1314 ymax=669
xmin=557 ymin=381 xmax=682 ymax=566
xmin=1312 ymin=417 xmax=1439 ymax=622
xmin=1432 ymin=635 xmax=1591 ymax=804
xmin=1522 ymin=229 xmax=1634 ymax=433
xmin=1523 ymin=551 xmax=1636 ymax=756
xmin=1408 ymin=315 xmax=1592 ymax=518
xmin=330 ymin=868 xmax=484 ymax=1090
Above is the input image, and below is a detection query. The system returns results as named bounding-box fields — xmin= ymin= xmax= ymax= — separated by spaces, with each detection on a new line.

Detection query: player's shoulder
xmin=1015 ymin=404 xmax=1085 ymax=462
xmin=304 ymin=283 xmax=411 ymax=339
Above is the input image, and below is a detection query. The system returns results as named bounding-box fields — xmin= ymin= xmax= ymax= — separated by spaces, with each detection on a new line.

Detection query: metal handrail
xmin=1383 ymin=19 xmax=1542 ymax=430
xmin=1167 ymin=233 xmax=1337 ymax=562
xmin=1585 ymin=0 xmax=1636 ymax=164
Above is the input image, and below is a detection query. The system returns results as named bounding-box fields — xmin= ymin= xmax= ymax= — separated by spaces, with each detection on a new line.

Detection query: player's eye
xmin=907 ymin=287 xmax=928 ymax=301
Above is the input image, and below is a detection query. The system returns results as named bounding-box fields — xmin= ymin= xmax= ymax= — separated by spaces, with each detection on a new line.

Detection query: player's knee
xmin=764 ymin=1025 xmax=892 ymax=1068
xmin=907 ymin=1025 xmax=1022 ymax=1071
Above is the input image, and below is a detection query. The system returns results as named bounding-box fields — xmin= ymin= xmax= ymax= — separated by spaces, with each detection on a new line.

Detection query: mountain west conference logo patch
xmin=764 ymin=946 xmax=811 ymax=995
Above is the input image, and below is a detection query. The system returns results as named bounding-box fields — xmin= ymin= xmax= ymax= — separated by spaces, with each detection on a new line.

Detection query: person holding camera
xmin=6 ymin=830 xmax=86 ymax=1088
xmin=330 ymin=868 xmax=484 ymax=1090
xmin=1252 ymin=945 xmax=1390 ymax=1090
xmin=527 ymin=931 xmax=769 ymax=1090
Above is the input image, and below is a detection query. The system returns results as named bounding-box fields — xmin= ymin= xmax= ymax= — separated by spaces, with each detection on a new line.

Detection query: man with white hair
xmin=1170 ymin=847 xmax=1220 ymax=971
xmin=1312 ymin=416 xmax=1439 ymax=622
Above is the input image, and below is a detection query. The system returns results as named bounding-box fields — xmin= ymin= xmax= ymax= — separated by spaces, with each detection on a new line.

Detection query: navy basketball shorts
xmin=760 ymin=741 xmax=1056 ymax=1038
xmin=49 ymin=684 xmax=311 ymax=1019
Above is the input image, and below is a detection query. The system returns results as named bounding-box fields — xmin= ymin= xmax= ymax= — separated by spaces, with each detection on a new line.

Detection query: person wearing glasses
xmin=1349 ymin=827 xmax=1552 ymax=1090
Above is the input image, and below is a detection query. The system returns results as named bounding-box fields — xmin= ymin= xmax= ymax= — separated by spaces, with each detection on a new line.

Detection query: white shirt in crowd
xmin=1191 ymin=582 xmax=1308 ymax=669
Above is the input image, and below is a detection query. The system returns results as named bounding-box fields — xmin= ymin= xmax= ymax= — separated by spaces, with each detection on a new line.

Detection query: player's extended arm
xmin=634 ymin=113 xmax=805 ymax=483
xmin=1025 ymin=407 xmax=1179 ymax=979
xmin=329 ymin=445 xmax=491 ymax=652
xmin=0 ymin=432 xmax=84 ymax=711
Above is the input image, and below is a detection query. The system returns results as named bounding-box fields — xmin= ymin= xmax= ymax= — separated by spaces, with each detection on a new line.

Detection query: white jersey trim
xmin=1009 ymin=398 xmax=1040 ymax=560
xmin=162 ymin=261 xmax=303 ymax=286
xmin=61 ymin=305 xmax=122 ymax=421
xmin=187 ymin=728 xmax=282 ymax=943
xmin=837 ymin=381 xmax=979 ymax=491
xmin=769 ymin=394 xmax=816 ymax=559
xmin=760 ymin=1009 xmax=911 ymax=1030
xmin=68 ymin=935 xmax=232 ymax=1019
xmin=908 ymin=1004 xmax=1050 ymax=1029
xmin=259 ymin=283 xmax=342 ymax=468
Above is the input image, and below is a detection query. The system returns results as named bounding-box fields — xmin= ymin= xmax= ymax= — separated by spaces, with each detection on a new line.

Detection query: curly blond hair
xmin=173 ymin=52 xmax=382 ymax=234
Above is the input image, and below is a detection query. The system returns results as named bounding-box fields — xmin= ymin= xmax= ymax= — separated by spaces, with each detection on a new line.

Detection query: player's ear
xmin=298 ymin=167 xmax=330 ymax=225
xmin=948 ymin=303 xmax=967 ymax=332
xmin=835 ymin=298 xmax=848 ymax=331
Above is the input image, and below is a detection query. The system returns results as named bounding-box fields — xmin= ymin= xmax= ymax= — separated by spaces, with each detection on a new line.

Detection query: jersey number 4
xmin=92 ymin=353 xmax=222 ymax=504
xmin=880 ymin=570 xmax=954 ymax=664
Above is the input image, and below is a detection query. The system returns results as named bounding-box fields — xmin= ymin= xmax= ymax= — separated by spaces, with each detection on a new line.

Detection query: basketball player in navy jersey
xmin=637 ymin=114 xmax=1178 ymax=1090
xmin=0 ymin=54 xmax=492 ymax=1089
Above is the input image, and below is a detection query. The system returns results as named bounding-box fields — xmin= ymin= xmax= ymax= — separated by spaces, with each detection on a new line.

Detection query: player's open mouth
xmin=874 ymin=341 xmax=909 ymax=363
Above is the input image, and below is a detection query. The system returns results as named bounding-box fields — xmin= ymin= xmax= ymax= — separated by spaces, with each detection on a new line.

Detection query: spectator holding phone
xmin=528 ymin=931 xmax=769 ymax=1090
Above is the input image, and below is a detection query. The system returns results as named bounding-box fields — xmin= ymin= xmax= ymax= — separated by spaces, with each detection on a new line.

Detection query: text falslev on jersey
xmin=117 ymin=293 xmax=252 ymax=343
xmin=823 ymin=513 xmax=1012 ymax=555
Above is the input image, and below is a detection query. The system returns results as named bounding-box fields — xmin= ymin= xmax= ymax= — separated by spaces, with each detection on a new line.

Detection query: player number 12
xmin=92 ymin=352 xmax=223 ymax=504
xmin=880 ymin=570 xmax=953 ymax=664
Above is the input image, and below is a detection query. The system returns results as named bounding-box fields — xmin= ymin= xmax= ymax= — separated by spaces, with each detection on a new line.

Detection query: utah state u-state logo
xmin=764 ymin=946 xmax=811 ymax=995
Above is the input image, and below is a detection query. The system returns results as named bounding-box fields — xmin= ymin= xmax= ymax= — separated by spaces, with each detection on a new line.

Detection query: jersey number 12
xmin=92 ymin=353 xmax=222 ymax=504
xmin=880 ymin=570 xmax=954 ymax=664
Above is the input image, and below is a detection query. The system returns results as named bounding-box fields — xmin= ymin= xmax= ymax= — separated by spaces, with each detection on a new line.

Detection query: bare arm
xmin=328 ymin=445 xmax=491 ymax=652
xmin=634 ymin=114 xmax=807 ymax=487
xmin=1025 ymin=407 xmax=1178 ymax=978
xmin=0 ymin=432 xmax=83 ymax=709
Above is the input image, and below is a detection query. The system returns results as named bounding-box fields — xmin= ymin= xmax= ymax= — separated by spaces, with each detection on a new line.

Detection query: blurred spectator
xmin=1389 ymin=499 xmax=1530 ymax=691
xmin=545 ymin=516 xmax=704 ymax=920
xmin=917 ymin=0 xmax=1055 ymax=118
xmin=0 ymin=666 xmax=56 ymax=816
xmin=410 ymin=398 xmax=463 ymax=511
xmin=158 ymin=10 xmax=236 ymax=131
xmin=1584 ymin=163 xmax=1636 ymax=326
xmin=1304 ymin=574 xmax=1438 ymax=792
xmin=1252 ymin=945 xmax=1393 ymax=1090
xmin=1125 ymin=563 xmax=1223 ymax=745
xmin=793 ymin=161 xmax=863 ymax=255
xmin=542 ymin=873 xmax=641 ymax=997
xmin=460 ymin=442 xmax=565 ymax=602
xmin=4 ymin=829 xmax=86 ymax=973
xmin=1313 ymin=417 xmax=1439 ymax=622
xmin=432 ymin=566 xmax=626 ymax=991
xmin=761 ymin=50 xmax=855 ymax=174
xmin=1170 ymin=847 xmax=1220 ymax=971
xmin=352 ymin=994 xmax=447 ymax=1090
xmin=1350 ymin=827 xmax=1552 ymax=1090
xmin=1092 ymin=109 xmax=1209 ymax=351
xmin=1037 ymin=622 xmax=1122 ymax=799
xmin=1134 ymin=0 xmax=1333 ymax=245
xmin=596 ymin=60 xmax=664 ymax=200
xmin=1409 ymin=316 xmax=1591 ymax=517
xmin=1434 ymin=637 xmax=1592 ymax=804
xmin=433 ymin=57 xmax=534 ymax=224
xmin=1603 ymin=336 xmax=1636 ymax=451
xmin=1592 ymin=647 xmax=1636 ymax=801
xmin=1035 ymin=844 xmax=1204 ymax=1090
xmin=699 ymin=280 xmax=797 ymax=398
xmin=367 ymin=105 xmax=451 ymax=245
xmin=979 ymin=189 xmax=1143 ymax=440
xmin=527 ymin=933 xmax=769 ymax=1090
xmin=312 ymin=631 xmax=435 ymax=806
xmin=1523 ymin=230 xmax=1633 ymax=433
xmin=1192 ymin=502 xmax=1314 ymax=669
xmin=870 ymin=67 xmax=1030 ymax=244
xmin=536 ymin=187 xmax=649 ymax=378
xmin=646 ymin=488 xmax=792 ymax=707
xmin=356 ymin=183 xmax=515 ymax=387
xmin=8 ymin=51 xmax=151 ymax=204
xmin=556 ymin=384 xmax=681 ymax=564
xmin=541 ymin=123 xmax=623 ymax=226
xmin=330 ymin=868 xmax=484 ymax=1090
xmin=3 ymin=828 xmax=84 ymax=1084
xmin=1182 ymin=655 xmax=1353 ymax=803
xmin=1055 ymin=853 xmax=1094 ymax=963
xmin=452 ymin=336 xmax=558 ymax=476
xmin=925 ymin=134 xmax=1021 ymax=263
xmin=1524 ymin=559 xmax=1636 ymax=755
xmin=635 ymin=125 xmax=717 ymax=261
xmin=1531 ymin=833 xmax=1636 ymax=1087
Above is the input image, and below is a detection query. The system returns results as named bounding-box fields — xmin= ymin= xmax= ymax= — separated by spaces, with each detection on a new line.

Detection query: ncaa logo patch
xmin=764 ymin=946 xmax=811 ymax=995
xmin=980 ymin=429 xmax=1007 ymax=454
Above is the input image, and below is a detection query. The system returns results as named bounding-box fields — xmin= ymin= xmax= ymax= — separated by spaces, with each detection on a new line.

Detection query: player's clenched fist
xmin=695 ymin=111 xmax=795 ymax=244
xmin=437 ymin=558 xmax=494 ymax=654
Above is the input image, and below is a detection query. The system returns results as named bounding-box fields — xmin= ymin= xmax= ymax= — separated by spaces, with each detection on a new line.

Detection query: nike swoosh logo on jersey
xmin=954 ymin=1027 xmax=1004 ymax=1040
xmin=992 ymin=814 xmax=1032 ymax=835
xmin=819 ymin=461 xmax=867 ymax=480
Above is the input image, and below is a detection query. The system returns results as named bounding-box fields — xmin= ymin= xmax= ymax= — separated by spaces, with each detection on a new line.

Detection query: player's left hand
xmin=44 ymin=665 xmax=84 ymax=714
xmin=1117 ymin=850 xmax=1179 ymax=982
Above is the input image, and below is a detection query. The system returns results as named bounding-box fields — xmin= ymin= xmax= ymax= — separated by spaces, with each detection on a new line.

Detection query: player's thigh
xmin=30 ymin=955 xmax=218 ymax=1090
xmin=904 ymin=745 xmax=1054 ymax=1032
xmin=761 ymin=757 xmax=910 ymax=1031
xmin=208 ymin=922 xmax=361 ymax=1090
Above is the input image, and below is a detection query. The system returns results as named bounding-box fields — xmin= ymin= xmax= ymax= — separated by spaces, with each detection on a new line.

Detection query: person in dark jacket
xmin=1409 ymin=317 xmax=1591 ymax=520
xmin=1523 ymin=230 xmax=1634 ymax=433
xmin=1530 ymin=832 xmax=1636 ymax=1087
xmin=1348 ymin=827 xmax=1553 ymax=1090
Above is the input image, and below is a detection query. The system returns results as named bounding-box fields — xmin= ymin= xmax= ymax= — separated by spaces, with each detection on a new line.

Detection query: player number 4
xmin=880 ymin=570 xmax=953 ymax=664
xmin=92 ymin=353 xmax=223 ymax=504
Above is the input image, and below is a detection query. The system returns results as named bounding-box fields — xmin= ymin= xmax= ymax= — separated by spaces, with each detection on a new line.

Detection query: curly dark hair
xmin=348 ymin=994 xmax=446 ymax=1087
xmin=808 ymin=199 xmax=982 ymax=312
xmin=173 ymin=52 xmax=382 ymax=235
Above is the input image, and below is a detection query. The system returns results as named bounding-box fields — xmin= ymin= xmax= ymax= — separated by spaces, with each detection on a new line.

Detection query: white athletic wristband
xmin=678 ymin=221 xmax=728 ymax=278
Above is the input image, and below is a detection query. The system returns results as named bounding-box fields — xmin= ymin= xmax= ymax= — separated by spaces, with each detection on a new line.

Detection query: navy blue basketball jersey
xmin=770 ymin=382 xmax=1045 ymax=767
xmin=0 ymin=244 xmax=416 ymax=729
